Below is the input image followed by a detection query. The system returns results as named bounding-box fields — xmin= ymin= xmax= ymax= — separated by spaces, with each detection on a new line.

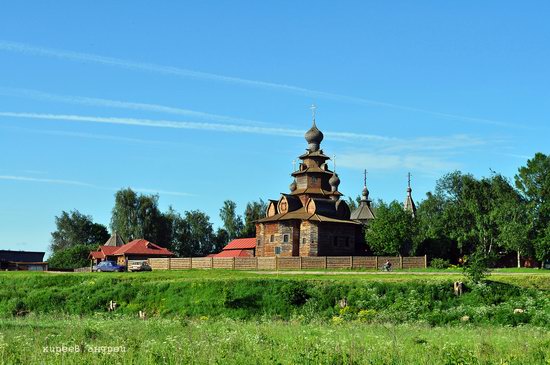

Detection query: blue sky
xmin=1 ymin=2 xmax=549 ymax=253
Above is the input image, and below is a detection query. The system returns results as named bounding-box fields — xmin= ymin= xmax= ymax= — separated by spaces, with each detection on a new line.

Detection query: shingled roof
xmin=403 ymin=173 xmax=417 ymax=217
xmin=113 ymin=239 xmax=174 ymax=256
xmin=103 ymin=232 xmax=126 ymax=247
xmin=350 ymin=173 xmax=376 ymax=225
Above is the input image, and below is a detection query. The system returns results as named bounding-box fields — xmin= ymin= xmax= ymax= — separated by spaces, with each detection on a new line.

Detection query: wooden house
xmin=0 ymin=250 xmax=48 ymax=271
xmin=89 ymin=234 xmax=173 ymax=267
xmin=255 ymin=115 xmax=365 ymax=257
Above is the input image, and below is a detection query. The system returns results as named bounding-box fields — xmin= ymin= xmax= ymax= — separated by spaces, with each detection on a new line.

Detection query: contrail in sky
xmin=0 ymin=111 xmax=393 ymax=141
xmin=0 ymin=175 xmax=194 ymax=197
xmin=0 ymin=87 xmax=268 ymax=126
xmin=0 ymin=40 xmax=521 ymax=128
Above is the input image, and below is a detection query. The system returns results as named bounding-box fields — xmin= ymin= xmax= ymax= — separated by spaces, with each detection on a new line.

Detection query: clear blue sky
xmin=1 ymin=2 xmax=549 ymax=253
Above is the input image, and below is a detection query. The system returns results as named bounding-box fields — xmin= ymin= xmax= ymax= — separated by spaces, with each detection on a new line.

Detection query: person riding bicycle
xmin=382 ymin=260 xmax=392 ymax=272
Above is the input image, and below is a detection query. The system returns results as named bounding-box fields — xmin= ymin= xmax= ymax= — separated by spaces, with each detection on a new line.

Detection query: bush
xmin=463 ymin=250 xmax=494 ymax=283
xmin=47 ymin=244 xmax=96 ymax=270
xmin=430 ymin=258 xmax=451 ymax=269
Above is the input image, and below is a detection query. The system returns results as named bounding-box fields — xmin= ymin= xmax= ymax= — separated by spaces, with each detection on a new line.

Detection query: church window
xmin=275 ymin=247 xmax=282 ymax=255
xmin=283 ymin=234 xmax=289 ymax=243
xmin=257 ymin=239 xmax=261 ymax=246
xmin=270 ymin=235 xmax=274 ymax=243
xmin=302 ymin=238 xmax=306 ymax=244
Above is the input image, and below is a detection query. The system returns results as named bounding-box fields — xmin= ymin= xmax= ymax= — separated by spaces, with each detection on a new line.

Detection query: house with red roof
xmin=89 ymin=233 xmax=174 ymax=267
xmin=210 ymin=237 xmax=256 ymax=257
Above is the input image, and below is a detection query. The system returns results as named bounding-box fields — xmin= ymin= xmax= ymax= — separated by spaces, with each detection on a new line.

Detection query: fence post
xmin=232 ymin=257 xmax=235 ymax=270
xmin=210 ymin=257 xmax=213 ymax=269
xmin=299 ymin=257 xmax=302 ymax=270
xmin=375 ymin=256 xmax=379 ymax=269
xmin=399 ymin=256 xmax=403 ymax=269
xmin=190 ymin=257 xmax=193 ymax=269
xmin=256 ymin=257 xmax=258 ymax=270
xmin=350 ymin=256 xmax=353 ymax=269
xmin=324 ymin=256 xmax=327 ymax=269
xmin=275 ymin=256 xmax=279 ymax=271
xmin=424 ymin=255 xmax=428 ymax=268
xmin=167 ymin=258 xmax=171 ymax=270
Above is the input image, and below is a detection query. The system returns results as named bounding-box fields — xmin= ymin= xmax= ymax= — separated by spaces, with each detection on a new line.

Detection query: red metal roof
xmin=89 ymin=245 xmax=118 ymax=259
xmin=112 ymin=239 xmax=174 ymax=256
xmin=100 ymin=246 xmax=119 ymax=255
xmin=90 ymin=251 xmax=104 ymax=259
xmin=223 ymin=238 xmax=256 ymax=250
xmin=213 ymin=249 xmax=254 ymax=258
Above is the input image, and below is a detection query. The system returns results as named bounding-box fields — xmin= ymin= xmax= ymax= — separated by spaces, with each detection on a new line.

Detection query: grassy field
xmin=0 ymin=270 xmax=548 ymax=364
xmin=1 ymin=316 xmax=549 ymax=364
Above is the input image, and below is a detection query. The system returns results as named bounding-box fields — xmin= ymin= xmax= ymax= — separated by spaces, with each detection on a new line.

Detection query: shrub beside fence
xmin=148 ymin=255 xmax=427 ymax=271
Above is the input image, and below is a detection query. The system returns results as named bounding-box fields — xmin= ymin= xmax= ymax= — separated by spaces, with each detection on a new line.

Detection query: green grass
xmin=0 ymin=316 xmax=549 ymax=364
xmin=0 ymin=271 xmax=548 ymax=326
xmin=1 ymin=271 xmax=549 ymax=364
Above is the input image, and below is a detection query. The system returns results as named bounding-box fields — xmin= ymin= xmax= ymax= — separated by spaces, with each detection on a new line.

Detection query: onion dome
xmin=361 ymin=186 xmax=370 ymax=201
xmin=304 ymin=121 xmax=324 ymax=152
xmin=329 ymin=172 xmax=340 ymax=191
xmin=289 ymin=179 xmax=297 ymax=192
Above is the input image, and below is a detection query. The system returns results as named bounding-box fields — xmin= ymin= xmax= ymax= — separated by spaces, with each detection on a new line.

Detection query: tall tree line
xmin=48 ymin=191 xmax=267 ymax=267
xmin=366 ymin=153 xmax=550 ymax=266
xmin=48 ymin=153 xmax=549 ymax=268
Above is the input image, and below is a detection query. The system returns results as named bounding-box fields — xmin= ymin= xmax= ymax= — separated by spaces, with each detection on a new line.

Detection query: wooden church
xmin=255 ymin=114 xmax=365 ymax=257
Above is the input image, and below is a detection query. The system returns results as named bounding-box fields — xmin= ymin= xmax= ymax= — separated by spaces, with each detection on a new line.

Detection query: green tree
xmin=110 ymin=188 xmax=167 ymax=245
xmin=219 ymin=200 xmax=243 ymax=240
xmin=161 ymin=207 xmax=188 ymax=256
xmin=366 ymin=200 xmax=417 ymax=255
xmin=47 ymin=244 xmax=97 ymax=270
xmin=213 ymin=228 xmax=230 ymax=253
xmin=414 ymin=192 xmax=458 ymax=261
xmin=241 ymin=199 xmax=267 ymax=238
xmin=184 ymin=210 xmax=216 ymax=256
xmin=424 ymin=171 xmax=532 ymax=270
xmin=492 ymin=175 xmax=531 ymax=267
xmin=50 ymin=210 xmax=109 ymax=253
xmin=515 ymin=153 xmax=550 ymax=262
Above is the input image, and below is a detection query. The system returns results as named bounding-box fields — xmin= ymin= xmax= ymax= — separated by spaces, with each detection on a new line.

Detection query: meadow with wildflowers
xmin=0 ymin=270 xmax=549 ymax=364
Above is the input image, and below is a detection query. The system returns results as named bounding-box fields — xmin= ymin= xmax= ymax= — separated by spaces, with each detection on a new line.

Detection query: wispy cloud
xmin=0 ymin=40 xmax=524 ymax=128
xmin=0 ymin=175 xmax=194 ymax=197
xmin=2 ymin=125 xmax=172 ymax=145
xmin=0 ymin=175 xmax=100 ymax=188
xmin=337 ymin=152 xmax=461 ymax=175
xmin=0 ymin=110 xmax=495 ymax=156
xmin=0 ymin=87 xmax=268 ymax=126
xmin=0 ymin=111 xmax=391 ymax=141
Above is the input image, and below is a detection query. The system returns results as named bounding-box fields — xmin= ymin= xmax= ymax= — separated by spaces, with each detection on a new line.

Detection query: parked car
xmin=128 ymin=260 xmax=152 ymax=272
xmin=94 ymin=261 xmax=125 ymax=272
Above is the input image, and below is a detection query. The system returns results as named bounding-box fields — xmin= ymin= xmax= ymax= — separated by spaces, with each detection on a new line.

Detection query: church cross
xmin=310 ymin=104 xmax=317 ymax=122
xmin=364 ymin=169 xmax=368 ymax=187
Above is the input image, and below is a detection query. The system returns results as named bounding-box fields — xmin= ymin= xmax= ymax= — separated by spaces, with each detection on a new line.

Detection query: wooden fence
xmin=148 ymin=255 xmax=427 ymax=271
xmin=74 ymin=266 xmax=92 ymax=272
